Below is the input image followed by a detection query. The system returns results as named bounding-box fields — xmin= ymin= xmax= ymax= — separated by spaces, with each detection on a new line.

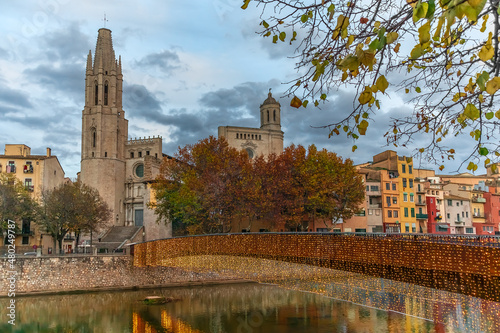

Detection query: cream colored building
xmin=218 ymin=91 xmax=284 ymax=158
xmin=79 ymin=28 xmax=171 ymax=251
xmin=0 ymin=144 xmax=65 ymax=254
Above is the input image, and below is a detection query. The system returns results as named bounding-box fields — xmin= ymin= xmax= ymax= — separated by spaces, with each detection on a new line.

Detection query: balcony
xmin=415 ymin=201 xmax=426 ymax=206
xmin=473 ymin=213 xmax=485 ymax=218
xmin=472 ymin=197 xmax=486 ymax=203
xmin=369 ymin=204 xmax=382 ymax=209
xmin=23 ymin=165 xmax=34 ymax=173
xmin=455 ymin=220 xmax=465 ymax=224
xmin=25 ymin=185 xmax=34 ymax=192
xmin=416 ymin=213 xmax=428 ymax=219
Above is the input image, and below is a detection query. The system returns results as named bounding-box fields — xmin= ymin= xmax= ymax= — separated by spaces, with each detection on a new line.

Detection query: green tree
xmin=37 ymin=181 xmax=110 ymax=254
xmin=244 ymin=0 xmax=500 ymax=171
xmin=0 ymin=173 xmax=37 ymax=243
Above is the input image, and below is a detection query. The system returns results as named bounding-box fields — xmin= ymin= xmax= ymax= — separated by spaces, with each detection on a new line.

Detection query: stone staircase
xmin=96 ymin=226 xmax=143 ymax=253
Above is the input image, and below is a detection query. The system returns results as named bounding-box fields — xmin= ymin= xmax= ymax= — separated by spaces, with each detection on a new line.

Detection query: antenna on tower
xmin=102 ymin=13 xmax=108 ymax=28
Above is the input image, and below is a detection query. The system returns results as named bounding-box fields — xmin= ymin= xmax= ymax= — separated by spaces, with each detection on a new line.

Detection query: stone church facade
xmin=218 ymin=91 xmax=284 ymax=157
xmin=79 ymin=28 xmax=171 ymax=249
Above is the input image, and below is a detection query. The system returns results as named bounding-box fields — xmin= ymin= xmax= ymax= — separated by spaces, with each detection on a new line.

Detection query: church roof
xmin=261 ymin=91 xmax=280 ymax=106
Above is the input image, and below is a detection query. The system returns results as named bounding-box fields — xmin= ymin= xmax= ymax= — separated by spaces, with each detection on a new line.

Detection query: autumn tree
xmin=152 ymin=137 xmax=364 ymax=234
xmin=37 ymin=181 xmax=110 ymax=254
xmin=152 ymin=136 xmax=250 ymax=235
xmin=273 ymin=145 xmax=365 ymax=231
xmin=0 ymin=173 xmax=37 ymax=242
xmin=243 ymin=0 xmax=500 ymax=171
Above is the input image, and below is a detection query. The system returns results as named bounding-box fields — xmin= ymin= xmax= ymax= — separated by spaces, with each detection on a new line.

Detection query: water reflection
xmin=0 ymin=283 xmax=436 ymax=333
xmin=0 ymin=257 xmax=499 ymax=332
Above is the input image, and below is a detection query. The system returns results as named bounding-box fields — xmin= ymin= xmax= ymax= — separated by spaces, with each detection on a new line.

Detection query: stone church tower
xmin=79 ymin=29 xmax=171 ymax=249
xmin=218 ymin=90 xmax=284 ymax=157
xmin=80 ymin=28 xmax=128 ymax=225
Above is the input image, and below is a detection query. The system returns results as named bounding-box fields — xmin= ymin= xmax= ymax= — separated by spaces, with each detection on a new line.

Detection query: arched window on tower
xmin=94 ymin=83 xmax=98 ymax=105
xmin=273 ymin=110 xmax=276 ymax=121
xmin=104 ymin=82 xmax=109 ymax=106
xmin=267 ymin=110 xmax=269 ymax=122
xmin=91 ymin=127 xmax=97 ymax=149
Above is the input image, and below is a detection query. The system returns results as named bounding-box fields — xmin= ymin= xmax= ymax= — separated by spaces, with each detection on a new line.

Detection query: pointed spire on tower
xmin=93 ymin=28 xmax=116 ymax=73
xmin=86 ymin=50 xmax=93 ymax=72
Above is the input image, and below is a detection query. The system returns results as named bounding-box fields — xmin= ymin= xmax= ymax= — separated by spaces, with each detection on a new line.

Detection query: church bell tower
xmin=80 ymin=28 xmax=128 ymax=225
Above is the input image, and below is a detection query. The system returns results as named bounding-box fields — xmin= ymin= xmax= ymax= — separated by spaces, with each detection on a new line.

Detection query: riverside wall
xmin=0 ymin=255 xmax=227 ymax=296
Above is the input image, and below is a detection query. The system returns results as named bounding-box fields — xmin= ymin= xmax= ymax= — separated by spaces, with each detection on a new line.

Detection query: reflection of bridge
xmin=132 ymin=233 xmax=500 ymax=301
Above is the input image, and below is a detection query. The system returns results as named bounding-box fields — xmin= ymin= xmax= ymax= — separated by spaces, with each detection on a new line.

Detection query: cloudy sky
xmin=0 ymin=0 xmax=482 ymax=178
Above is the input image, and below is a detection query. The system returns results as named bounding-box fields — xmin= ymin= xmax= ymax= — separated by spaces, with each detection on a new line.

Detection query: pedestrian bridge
xmin=132 ymin=233 xmax=500 ymax=301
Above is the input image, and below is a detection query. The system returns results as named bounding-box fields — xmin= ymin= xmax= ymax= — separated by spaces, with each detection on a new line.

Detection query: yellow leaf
xmin=486 ymin=77 xmax=500 ymax=95
xmin=394 ymin=43 xmax=401 ymax=53
xmin=386 ymin=32 xmax=398 ymax=44
xmin=375 ymin=75 xmax=389 ymax=93
xmin=357 ymin=120 xmax=369 ymax=135
xmin=241 ymin=0 xmax=251 ymax=9
xmin=347 ymin=35 xmax=355 ymax=47
xmin=418 ymin=22 xmax=431 ymax=44
xmin=479 ymin=32 xmax=494 ymax=62
xmin=358 ymin=87 xmax=372 ymax=105
xmin=290 ymin=96 xmax=302 ymax=108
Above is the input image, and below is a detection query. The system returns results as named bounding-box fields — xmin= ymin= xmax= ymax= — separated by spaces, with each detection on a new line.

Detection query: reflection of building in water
xmin=133 ymin=311 xmax=203 ymax=333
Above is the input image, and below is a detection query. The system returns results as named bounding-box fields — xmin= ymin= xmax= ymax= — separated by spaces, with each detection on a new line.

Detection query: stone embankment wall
xmin=0 ymin=255 xmax=224 ymax=296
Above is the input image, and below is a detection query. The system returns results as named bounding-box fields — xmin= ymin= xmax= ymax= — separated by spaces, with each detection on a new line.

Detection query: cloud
xmin=39 ymin=23 xmax=92 ymax=62
xmin=23 ymin=63 xmax=85 ymax=101
xmin=0 ymin=85 xmax=33 ymax=110
xmin=134 ymin=50 xmax=182 ymax=74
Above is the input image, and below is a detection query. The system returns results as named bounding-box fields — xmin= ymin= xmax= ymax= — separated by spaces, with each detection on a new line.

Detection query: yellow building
xmin=0 ymin=144 xmax=65 ymax=254
xmin=397 ymin=155 xmax=417 ymax=233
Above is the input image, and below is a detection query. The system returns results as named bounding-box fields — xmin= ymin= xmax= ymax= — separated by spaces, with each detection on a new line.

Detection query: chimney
xmin=46 ymin=148 xmax=51 ymax=157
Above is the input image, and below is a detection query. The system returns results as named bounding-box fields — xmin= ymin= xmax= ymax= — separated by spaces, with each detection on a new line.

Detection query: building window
xmin=146 ymin=151 xmax=150 ymax=156
xmin=447 ymin=200 xmax=452 ymax=206
xmin=409 ymin=179 xmax=413 ymax=188
xmin=130 ymin=152 xmax=134 ymax=158
xmin=392 ymin=183 xmax=396 ymax=191
xmin=92 ymin=129 xmax=96 ymax=148
xmin=386 ymin=183 xmax=390 ymax=190
xmin=409 ymin=165 xmax=413 ymax=174
xmin=394 ymin=210 xmax=399 ymax=218
xmin=402 ymin=164 xmax=406 ymax=173
xmin=411 ymin=208 xmax=415 ymax=218
xmin=22 ymin=236 xmax=29 ymax=245
xmin=392 ymin=197 xmax=397 ymax=204
xmin=466 ymin=227 xmax=474 ymax=234
xmin=267 ymin=110 xmax=269 ymax=122
xmin=404 ymin=207 xmax=409 ymax=217
xmin=104 ymin=152 xmax=107 ymax=157
xmin=447 ymin=213 xmax=450 ymax=219
xmin=366 ymin=185 xmax=369 ymax=192
xmin=388 ymin=210 xmax=392 ymax=218
xmin=370 ymin=185 xmax=379 ymax=191
xmin=273 ymin=110 xmax=276 ymax=121
xmin=386 ymin=196 xmax=391 ymax=206
xmin=104 ymin=82 xmax=109 ymax=105
xmin=402 ymin=178 xmax=407 ymax=188
xmin=95 ymin=83 xmax=98 ymax=105
xmin=405 ymin=223 xmax=410 ymax=233
xmin=410 ymin=194 xmax=414 ymax=202
xmin=246 ymin=148 xmax=254 ymax=159
xmin=437 ymin=225 xmax=448 ymax=232
xmin=135 ymin=164 xmax=144 ymax=178
xmin=412 ymin=223 xmax=416 ymax=232
xmin=403 ymin=193 xmax=408 ymax=202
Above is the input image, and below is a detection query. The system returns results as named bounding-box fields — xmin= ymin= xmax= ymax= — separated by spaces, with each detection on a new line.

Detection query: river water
xmin=0 ymin=279 xmax=498 ymax=332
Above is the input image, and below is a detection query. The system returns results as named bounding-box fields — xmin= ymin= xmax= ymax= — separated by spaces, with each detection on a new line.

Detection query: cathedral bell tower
xmin=80 ymin=28 xmax=128 ymax=225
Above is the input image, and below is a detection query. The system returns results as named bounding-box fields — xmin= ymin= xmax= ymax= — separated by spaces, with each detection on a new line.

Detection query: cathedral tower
xmin=260 ymin=90 xmax=281 ymax=131
xmin=80 ymin=28 xmax=128 ymax=225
